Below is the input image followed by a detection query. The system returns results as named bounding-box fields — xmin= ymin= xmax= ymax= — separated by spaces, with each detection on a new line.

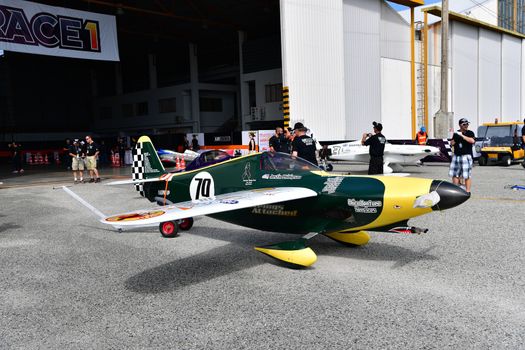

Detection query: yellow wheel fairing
xmin=339 ymin=176 xmax=434 ymax=232
xmin=254 ymin=246 xmax=317 ymax=267
xmin=325 ymin=231 xmax=370 ymax=246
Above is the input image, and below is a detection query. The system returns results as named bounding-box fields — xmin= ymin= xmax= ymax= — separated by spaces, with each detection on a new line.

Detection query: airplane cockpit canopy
xmin=260 ymin=152 xmax=319 ymax=171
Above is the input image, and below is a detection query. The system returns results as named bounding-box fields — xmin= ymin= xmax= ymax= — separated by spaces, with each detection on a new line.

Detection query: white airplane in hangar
xmin=326 ymin=141 xmax=441 ymax=173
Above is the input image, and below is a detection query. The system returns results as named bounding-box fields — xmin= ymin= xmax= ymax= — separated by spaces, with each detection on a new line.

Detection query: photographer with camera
xmin=69 ymin=139 xmax=85 ymax=184
xmin=361 ymin=121 xmax=386 ymax=175
xmin=449 ymin=118 xmax=475 ymax=193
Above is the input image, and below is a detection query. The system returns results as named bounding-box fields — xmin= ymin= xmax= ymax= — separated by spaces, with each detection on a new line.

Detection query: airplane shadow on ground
xmin=125 ymin=226 xmax=438 ymax=294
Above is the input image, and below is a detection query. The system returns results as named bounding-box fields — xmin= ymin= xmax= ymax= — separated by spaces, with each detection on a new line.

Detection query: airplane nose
xmin=430 ymin=180 xmax=470 ymax=210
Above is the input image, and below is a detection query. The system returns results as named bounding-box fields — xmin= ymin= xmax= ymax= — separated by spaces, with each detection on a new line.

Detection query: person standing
xmin=291 ymin=122 xmax=318 ymax=166
xmin=118 ymin=137 xmax=126 ymax=167
xmin=9 ymin=141 xmax=24 ymax=174
xmin=415 ymin=126 xmax=428 ymax=145
xmin=248 ymin=132 xmax=256 ymax=153
xmin=361 ymin=121 xmax=386 ymax=175
xmin=85 ymin=135 xmax=101 ymax=183
xmin=449 ymin=118 xmax=475 ymax=193
xmin=269 ymin=127 xmax=285 ymax=153
xmin=191 ymin=135 xmax=200 ymax=151
xmin=62 ymin=138 xmax=72 ymax=170
xmin=69 ymin=139 xmax=85 ymax=183
xmin=282 ymin=127 xmax=293 ymax=154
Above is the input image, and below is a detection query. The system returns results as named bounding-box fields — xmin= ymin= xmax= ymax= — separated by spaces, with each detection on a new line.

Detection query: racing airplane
xmin=97 ymin=136 xmax=469 ymax=268
xmin=327 ymin=141 xmax=441 ymax=173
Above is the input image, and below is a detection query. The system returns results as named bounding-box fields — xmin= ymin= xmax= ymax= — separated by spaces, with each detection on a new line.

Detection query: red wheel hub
xmin=162 ymin=222 xmax=175 ymax=235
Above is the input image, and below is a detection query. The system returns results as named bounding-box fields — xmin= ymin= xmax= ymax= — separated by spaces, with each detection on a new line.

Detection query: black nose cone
xmin=430 ymin=180 xmax=470 ymax=211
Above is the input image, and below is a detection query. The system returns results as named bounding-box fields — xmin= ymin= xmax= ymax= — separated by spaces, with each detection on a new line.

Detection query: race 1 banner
xmin=0 ymin=0 xmax=119 ymax=61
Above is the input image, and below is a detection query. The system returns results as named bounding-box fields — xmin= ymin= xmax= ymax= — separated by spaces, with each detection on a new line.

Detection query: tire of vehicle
xmin=502 ymin=155 xmax=511 ymax=166
xmin=178 ymin=217 xmax=194 ymax=231
xmin=326 ymin=164 xmax=334 ymax=172
xmin=478 ymin=156 xmax=487 ymax=166
xmin=522 ymin=161 xmax=525 ymax=168
xmin=159 ymin=221 xmax=179 ymax=238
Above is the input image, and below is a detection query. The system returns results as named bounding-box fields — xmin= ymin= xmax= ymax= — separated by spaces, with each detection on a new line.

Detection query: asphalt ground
xmin=1 ymin=162 xmax=524 ymax=349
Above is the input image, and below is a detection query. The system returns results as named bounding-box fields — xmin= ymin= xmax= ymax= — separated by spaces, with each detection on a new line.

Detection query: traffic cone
xmin=36 ymin=153 xmax=42 ymax=165
xmin=27 ymin=153 xmax=33 ymax=165
xmin=114 ymin=153 xmax=120 ymax=167
xmin=44 ymin=154 xmax=50 ymax=164
xmin=180 ymin=157 xmax=186 ymax=169
xmin=175 ymin=156 xmax=181 ymax=170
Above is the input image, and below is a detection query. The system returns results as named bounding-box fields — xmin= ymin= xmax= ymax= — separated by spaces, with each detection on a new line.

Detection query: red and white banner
xmin=0 ymin=0 xmax=119 ymax=61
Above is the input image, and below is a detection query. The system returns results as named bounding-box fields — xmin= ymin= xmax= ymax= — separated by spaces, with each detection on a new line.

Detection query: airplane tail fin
xmin=132 ymin=136 xmax=167 ymax=197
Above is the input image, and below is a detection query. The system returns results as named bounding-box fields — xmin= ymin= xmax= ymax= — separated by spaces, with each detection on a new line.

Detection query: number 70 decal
xmin=189 ymin=172 xmax=215 ymax=201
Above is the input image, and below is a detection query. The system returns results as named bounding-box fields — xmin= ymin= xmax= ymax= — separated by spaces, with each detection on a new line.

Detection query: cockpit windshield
xmin=260 ymin=152 xmax=319 ymax=171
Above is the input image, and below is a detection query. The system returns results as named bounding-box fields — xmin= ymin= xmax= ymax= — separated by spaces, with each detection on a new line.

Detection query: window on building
xmin=200 ymin=97 xmax=223 ymax=112
xmin=122 ymin=103 xmax=134 ymax=118
xmin=136 ymin=101 xmax=148 ymax=116
xmin=159 ymin=97 xmax=177 ymax=113
xmin=99 ymin=106 xmax=112 ymax=120
xmin=265 ymin=83 xmax=283 ymax=103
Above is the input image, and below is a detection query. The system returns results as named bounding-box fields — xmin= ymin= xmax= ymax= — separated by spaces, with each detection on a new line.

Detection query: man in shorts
xmin=69 ymin=139 xmax=85 ymax=184
xmin=85 ymin=135 xmax=101 ymax=183
xmin=449 ymin=118 xmax=475 ymax=193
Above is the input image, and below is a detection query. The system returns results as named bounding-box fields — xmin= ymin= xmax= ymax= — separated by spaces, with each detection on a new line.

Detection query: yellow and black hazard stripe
xmin=282 ymin=86 xmax=290 ymax=128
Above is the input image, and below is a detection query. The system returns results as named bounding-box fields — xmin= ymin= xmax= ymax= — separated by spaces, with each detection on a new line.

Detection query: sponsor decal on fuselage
xmin=242 ymin=163 xmax=256 ymax=186
xmin=252 ymin=204 xmax=298 ymax=217
xmin=261 ymin=174 xmax=302 ymax=180
xmin=322 ymin=177 xmax=344 ymax=194
xmin=347 ymin=198 xmax=382 ymax=214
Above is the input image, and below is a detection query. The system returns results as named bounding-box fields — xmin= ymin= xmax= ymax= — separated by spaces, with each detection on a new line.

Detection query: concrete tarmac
xmin=0 ymin=162 xmax=524 ymax=349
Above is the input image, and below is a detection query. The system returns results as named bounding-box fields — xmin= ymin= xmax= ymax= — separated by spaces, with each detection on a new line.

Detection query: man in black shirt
xmin=69 ymin=139 xmax=85 ymax=183
xmin=449 ymin=118 xmax=475 ymax=193
xmin=291 ymin=122 xmax=318 ymax=166
xmin=269 ymin=127 xmax=286 ymax=153
xmin=361 ymin=121 xmax=386 ymax=175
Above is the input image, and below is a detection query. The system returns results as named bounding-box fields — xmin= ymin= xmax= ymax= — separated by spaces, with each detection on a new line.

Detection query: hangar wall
xmin=279 ymin=0 xmax=346 ymax=141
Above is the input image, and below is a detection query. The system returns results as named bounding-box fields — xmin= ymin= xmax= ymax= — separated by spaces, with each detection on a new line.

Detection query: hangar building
xmin=1 ymin=0 xmax=525 ymax=143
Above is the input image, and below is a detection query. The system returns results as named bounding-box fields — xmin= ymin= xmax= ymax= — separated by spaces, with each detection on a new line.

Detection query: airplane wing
xmin=106 ymin=173 xmax=180 ymax=185
xmin=100 ymin=187 xmax=318 ymax=227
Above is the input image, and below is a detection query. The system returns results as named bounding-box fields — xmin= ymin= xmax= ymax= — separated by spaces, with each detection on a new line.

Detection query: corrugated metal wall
xmin=501 ymin=36 xmax=521 ymax=121
xmin=451 ymin=22 xmax=479 ymax=129
xmin=380 ymin=2 xmax=410 ymax=61
xmin=478 ymin=29 xmax=502 ymax=124
xmin=343 ymin=0 xmax=381 ymax=140
xmin=279 ymin=0 xmax=346 ymax=141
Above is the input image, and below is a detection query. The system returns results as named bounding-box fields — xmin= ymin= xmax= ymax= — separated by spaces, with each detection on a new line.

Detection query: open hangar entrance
xmin=0 ymin=0 xmax=283 ymax=154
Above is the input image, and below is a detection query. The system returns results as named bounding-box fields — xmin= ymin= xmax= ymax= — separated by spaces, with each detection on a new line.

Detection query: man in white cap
xmin=449 ymin=118 xmax=475 ymax=193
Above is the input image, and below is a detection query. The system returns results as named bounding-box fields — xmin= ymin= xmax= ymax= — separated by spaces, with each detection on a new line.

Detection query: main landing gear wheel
xmin=178 ymin=217 xmax=194 ymax=231
xmin=159 ymin=221 xmax=179 ymax=238
xmin=502 ymin=155 xmax=511 ymax=166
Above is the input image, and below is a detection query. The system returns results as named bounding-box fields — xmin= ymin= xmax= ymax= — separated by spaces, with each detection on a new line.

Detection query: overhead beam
xmin=389 ymin=0 xmax=424 ymax=7
xmin=77 ymin=0 xmax=239 ymax=29
xmin=424 ymin=6 xmax=525 ymax=39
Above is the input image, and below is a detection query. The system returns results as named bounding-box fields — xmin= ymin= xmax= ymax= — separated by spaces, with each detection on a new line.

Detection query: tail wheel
xmin=159 ymin=221 xmax=179 ymax=238
xmin=178 ymin=217 xmax=194 ymax=231
xmin=326 ymin=164 xmax=334 ymax=172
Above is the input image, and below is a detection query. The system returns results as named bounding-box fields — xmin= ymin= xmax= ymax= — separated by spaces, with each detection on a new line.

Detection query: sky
xmin=387 ymin=0 xmax=441 ymax=11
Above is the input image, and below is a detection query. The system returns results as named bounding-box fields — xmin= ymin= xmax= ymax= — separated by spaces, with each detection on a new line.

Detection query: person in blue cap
xmin=415 ymin=126 xmax=428 ymax=145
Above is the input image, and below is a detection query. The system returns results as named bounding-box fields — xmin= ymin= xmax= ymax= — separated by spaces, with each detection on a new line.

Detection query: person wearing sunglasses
xmin=449 ymin=118 xmax=475 ymax=193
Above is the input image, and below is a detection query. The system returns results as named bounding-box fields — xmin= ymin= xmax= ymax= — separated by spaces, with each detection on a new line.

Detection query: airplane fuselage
xmin=141 ymin=153 xmax=466 ymax=235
